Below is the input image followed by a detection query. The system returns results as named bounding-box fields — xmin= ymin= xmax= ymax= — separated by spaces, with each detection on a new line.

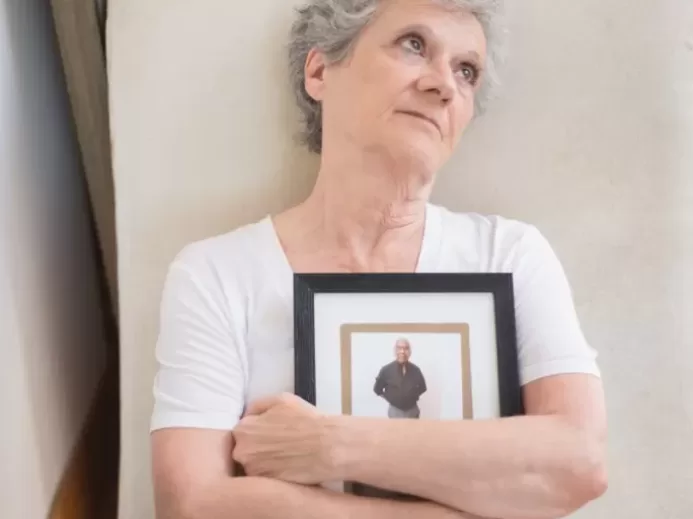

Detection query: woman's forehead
xmin=367 ymin=0 xmax=487 ymax=48
xmin=376 ymin=0 xmax=478 ymax=19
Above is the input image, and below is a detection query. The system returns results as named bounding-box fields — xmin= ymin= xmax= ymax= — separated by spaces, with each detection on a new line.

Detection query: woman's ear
xmin=304 ymin=48 xmax=327 ymax=102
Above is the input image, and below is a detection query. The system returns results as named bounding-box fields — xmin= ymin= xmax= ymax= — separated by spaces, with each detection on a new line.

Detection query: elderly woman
xmin=150 ymin=0 xmax=608 ymax=518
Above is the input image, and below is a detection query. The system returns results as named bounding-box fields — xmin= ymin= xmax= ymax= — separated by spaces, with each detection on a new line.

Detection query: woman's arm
xmin=151 ymin=428 xmax=485 ymax=519
xmin=332 ymin=373 xmax=608 ymax=519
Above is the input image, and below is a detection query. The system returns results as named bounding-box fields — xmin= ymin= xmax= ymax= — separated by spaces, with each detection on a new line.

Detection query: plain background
xmin=350 ymin=332 xmax=465 ymax=420
xmin=108 ymin=0 xmax=693 ymax=517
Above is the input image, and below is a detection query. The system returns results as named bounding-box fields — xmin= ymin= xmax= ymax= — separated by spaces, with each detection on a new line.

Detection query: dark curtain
xmin=48 ymin=1 xmax=119 ymax=517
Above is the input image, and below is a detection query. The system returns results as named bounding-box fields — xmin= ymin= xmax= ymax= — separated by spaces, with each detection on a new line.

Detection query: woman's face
xmin=306 ymin=0 xmax=487 ymax=173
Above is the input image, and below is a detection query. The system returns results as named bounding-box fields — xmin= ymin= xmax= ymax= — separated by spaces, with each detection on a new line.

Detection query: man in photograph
xmin=373 ymin=338 xmax=427 ymax=419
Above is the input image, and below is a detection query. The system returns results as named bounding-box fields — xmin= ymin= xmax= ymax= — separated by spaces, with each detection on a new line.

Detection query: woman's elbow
xmin=561 ymin=442 xmax=609 ymax=513
xmin=574 ymin=459 xmax=608 ymax=503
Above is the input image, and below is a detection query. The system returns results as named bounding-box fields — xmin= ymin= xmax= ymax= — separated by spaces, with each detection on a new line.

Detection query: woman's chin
xmin=386 ymin=137 xmax=444 ymax=175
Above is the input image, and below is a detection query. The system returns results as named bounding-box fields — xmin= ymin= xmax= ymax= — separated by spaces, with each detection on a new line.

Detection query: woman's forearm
xmin=192 ymin=476 xmax=480 ymax=519
xmin=331 ymin=414 xmax=607 ymax=519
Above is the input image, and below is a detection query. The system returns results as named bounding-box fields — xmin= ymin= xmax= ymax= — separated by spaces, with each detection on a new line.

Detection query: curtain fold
xmin=47 ymin=3 xmax=120 ymax=518
xmin=49 ymin=0 xmax=117 ymax=327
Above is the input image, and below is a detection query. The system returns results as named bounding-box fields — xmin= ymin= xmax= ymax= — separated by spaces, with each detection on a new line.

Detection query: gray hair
xmin=395 ymin=337 xmax=412 ymax=349
xmin=287 ymin=0 xmax=507 ymax=154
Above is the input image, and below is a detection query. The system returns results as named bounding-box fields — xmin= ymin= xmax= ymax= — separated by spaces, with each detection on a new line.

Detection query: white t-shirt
xmin=150 ymin=203 xmax=600 ymax=432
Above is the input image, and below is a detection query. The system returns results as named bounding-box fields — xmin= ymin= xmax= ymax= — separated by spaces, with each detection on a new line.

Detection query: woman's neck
xmin=275 ymin=152 xmax=435 ymax=272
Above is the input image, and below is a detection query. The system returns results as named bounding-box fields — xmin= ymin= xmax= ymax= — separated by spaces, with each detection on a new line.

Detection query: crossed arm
xmin=152 ymin=430 xmax=474 ymax=519
xmin=151 ymin=373 xmax=607 ymax=519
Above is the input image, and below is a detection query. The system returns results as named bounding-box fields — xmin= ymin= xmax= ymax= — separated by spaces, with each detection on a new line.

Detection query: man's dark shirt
xmin=373 ymin=361 xmax=427 ymax=410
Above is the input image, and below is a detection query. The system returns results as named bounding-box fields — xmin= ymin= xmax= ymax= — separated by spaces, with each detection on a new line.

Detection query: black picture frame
xmin=293 ymin=272 xmax=524 ymax=498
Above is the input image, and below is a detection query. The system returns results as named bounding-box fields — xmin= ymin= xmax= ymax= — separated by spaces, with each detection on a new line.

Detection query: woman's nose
xmin=416 ymin=61 xmax=455 ymax=104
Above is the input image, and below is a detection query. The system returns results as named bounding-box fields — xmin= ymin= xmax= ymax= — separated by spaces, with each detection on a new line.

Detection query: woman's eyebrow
xmin=395 ymin=23 xmax=483 ymax=63
xmin=395 ymin=23 xmax=434 ymax=39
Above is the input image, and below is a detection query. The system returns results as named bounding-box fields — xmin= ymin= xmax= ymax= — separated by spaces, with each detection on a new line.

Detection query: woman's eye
xmin=402 ymin=35 xmax=424 ymax=53
xmin=457 ymin=63 xmax=479 ymax=85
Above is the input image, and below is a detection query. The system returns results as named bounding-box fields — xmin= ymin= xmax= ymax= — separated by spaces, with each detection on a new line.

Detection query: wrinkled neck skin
xmin=278 ymin=143 xmax=437 ymax=272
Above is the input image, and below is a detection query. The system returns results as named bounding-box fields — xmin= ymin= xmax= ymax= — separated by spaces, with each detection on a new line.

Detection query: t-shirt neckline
xmin=262 ymin=202 xmax=442 ymax=281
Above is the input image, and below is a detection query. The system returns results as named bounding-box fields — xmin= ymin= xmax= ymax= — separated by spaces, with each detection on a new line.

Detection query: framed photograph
xmin=293 ymin=273 xmax=524 ymax=499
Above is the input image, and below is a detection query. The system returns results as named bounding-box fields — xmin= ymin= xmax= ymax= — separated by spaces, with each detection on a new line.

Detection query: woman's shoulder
xmin=430 ymin=203 xmax=555 ymax=272
xmin=165 ymin=215 xmax=278 ymax=287
xmin=434 ymin=203 xmax=537 ymax=240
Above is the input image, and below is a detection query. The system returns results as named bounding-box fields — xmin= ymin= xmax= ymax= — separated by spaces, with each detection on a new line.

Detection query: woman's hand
xmin=232 ymin=393 xmax=342 ymax=485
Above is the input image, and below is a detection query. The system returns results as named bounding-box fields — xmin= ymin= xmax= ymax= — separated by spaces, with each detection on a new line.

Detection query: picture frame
xmin=293 ymin=273 xmax=524 ymax=499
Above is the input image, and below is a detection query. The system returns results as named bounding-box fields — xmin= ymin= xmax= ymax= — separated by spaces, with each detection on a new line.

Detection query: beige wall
xmin=0 ymin=0 xmax=108 ymax=517
xmin=109 ymin=1 xmax=693 ymax=517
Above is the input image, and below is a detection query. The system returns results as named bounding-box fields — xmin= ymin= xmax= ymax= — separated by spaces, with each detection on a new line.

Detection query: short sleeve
xmin=510 ymin=226 xmax=600 ymax=385
xmin=150 ymin=249 xmax=246 ymax=432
